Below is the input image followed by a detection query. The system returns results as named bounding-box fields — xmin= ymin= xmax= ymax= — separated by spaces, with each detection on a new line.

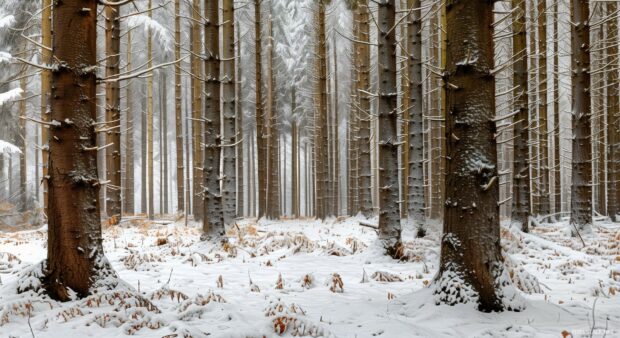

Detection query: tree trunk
xmin=607 ymin=2 xmax=620 ymax=221
xmin=357 ymin=1 xmax=372 ymax=218
xmin=434 ymin=0 xmax=516 ymax=312
xmin=406 ymin=0 xmax=425 ymax=230
xmin=376 ymin=0 xmax=401 ymax=255
xmin=147 ymin=0 xmax=154 ymax=220
xmin=254 ymin=0 xmax=267 ymax=218
xmin=46 ymin=0 xmax=116 ymax=301
xmin=19 ymin=75 xmax=27 ymax=211
xmin=222 ymin=0 xmax=237 ymax=225
xmin=553 ymin=0 xmax=561 ymax=216
xmin=266 ymin=11 xmax=280 ymax=220
xmin=191 ymin=0 xmax=203 ymax=221
xmin=314 ymin=1 xmax=329 ymax=219
xmin=175 ymin=0 xmax=184 ymax=213
xmin=569 ymin=0 xmax=593 ymax=232
xmin=510 ymin=0 xmax=531 ymax=230
xmin=537 ymin=0 xmax=549 ymax=216
xmin=203 ymin=0 xmax=224 ymax=237
xmin=162 ymin=71 xmax=169 ymax=214
xmin=333 ymin=35 xmax=340 ymax=216
xmin=141 ymin=80 xmax=147 ymax=214
xmin=41 ymin=0 xmax=52 ymax=215
xmin=236 ymin=25 xmax=244 ymax=218
xmin=292 ymin=88 xmax=299 ymax=218
xmin=124 ymin=30 xmax=134 ymax=215
xmin=105 ymin=3 xmax=121 ymax=222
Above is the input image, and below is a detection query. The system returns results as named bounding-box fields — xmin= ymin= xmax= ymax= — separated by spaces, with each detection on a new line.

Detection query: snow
xmin=0 ymin=15 xmax=14 ymax=29
xmin=126 ymin=14 xmax=173 ymax=52
xmin=0 ymin=139 xmax=20 ymax=154
xmin=0 ymin=87 xmax=22 ymax=106
xmin=0 ymin=217 xmax=619 ymax=337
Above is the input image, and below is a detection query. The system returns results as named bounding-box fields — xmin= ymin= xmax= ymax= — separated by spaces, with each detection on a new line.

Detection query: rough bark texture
xmin=569 ymin=0 xmax=593 ymax=231
xmin=222 ymin=0 xmax=237 ymax=225
xmin=104 ymin=4 xmax=121 ymax=222
xmin=203 ymin=0 xmax=224 ymax=237
xmin=357 ymin=1 xmax=373 ymax=218
xmin=46 ymin=0 xmax=116 ymax=301
xmin=510 ymin=0 xmax=531 ymax=230
xmin=435 ymin=0 xmax=513 ymax=312
xmin=124 ymin=30 xmax=134 ymax=214
xmin=406 ymin=0 xmax=425 ymax=229
xmin=191 ymin=0 xmax=203 ymax=221
xmin=236 ymin=26 xmax=244 ymax=218
xmin=174 ymin=0 xmax=184 ymax=213
xmin=377 ymin=0 xmax=401 ymax=255
xmin=607 ymin=2 xmax=620 ymax=221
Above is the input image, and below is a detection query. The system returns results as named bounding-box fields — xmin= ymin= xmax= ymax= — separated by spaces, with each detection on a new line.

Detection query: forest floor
xmin=0 ymin=215 xmax=619 ymax=337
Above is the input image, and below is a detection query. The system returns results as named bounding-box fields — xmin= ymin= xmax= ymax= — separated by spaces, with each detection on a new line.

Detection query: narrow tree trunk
xmin=266 ymin=11 xmax=280 ymax=219
xmin=147 ymin=0 xmax=154 ymax=220
xmin=406 ymin=0 xmax=425 ymax=230
xmin=333 ymin=35 xmax=340 ymax=216
xmin=162 ymin=71 xmax=169 ymax=214
xmin=236 ymin=25 xmax=244 ymax=218
xmin=537 ymin=0 xmax=550 ymax=216
xmin=357 ymin=1 xmax=372 ymax=218
xmin=203 ymin=0 xmax=224 ymax=237
xmin=254 ymin=0 xmax=267 ymax=218
xmin=607 ymin=2 xmax=620 ymax=221
xmin=552 ymin=0 xmax=561 ymax=215
xmin=105 ymin=3 xmax=121 ymax=222
xmin=222 ymin=0 xmax=237 ymax=225
xmin=191 ymin=0 xmax=203 ymax=221
xmin=41 ymin=0 xmax=52 ymax=215
xmin=511 ymin=0 xmax=531 ymax=230
xmin=141 ymin=81 xmax=147 ymax=215
xmin=19 ymin=76 xmax=27 ymax=211
xmin=434 ymin=0 xmax=515 ymax=312
xmin=124 ymin=30 xmax=134 ymax=215
xmin=569 ymin=0 xmax=593 ymax=232
xmin=314 ymin=1 xmax=328 ymax=219
xmin=292 ymin=88 xmax=299 ymax=218
xmin=46 ymin=0 xmax=116 ymax=301
xmin=174 ymin=0 xmax=184 ymax=213
xmin=376 ymin=0 xmax=401 ymax=255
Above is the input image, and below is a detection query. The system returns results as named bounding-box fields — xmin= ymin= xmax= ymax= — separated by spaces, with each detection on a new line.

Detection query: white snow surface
xmin=0 ymin=87 xmax=23 ymax=106
xmin=0 ymin=216 xmax=619 ymax=337
xmin=0 ymin=139 xmax=20 ymax=154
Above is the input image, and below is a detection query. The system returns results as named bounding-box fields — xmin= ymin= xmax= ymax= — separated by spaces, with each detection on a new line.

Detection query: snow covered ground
xmin=0 ymin=216 xmax=619 ymax=337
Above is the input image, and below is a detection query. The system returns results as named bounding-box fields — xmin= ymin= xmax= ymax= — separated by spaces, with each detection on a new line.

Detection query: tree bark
xmin=236 ymin=25 xmax=244 ymax=218
xmin=222 ymin=0 xmax=237 ymax=225
xmin=147 ymin=0 xmax=154 ymax=220
xmin=569 ymin=0 xmax=593 ymax=232
xmin=203 ymin=0 xmax=224 ymax=237
xmin=434 ymin=0 xmax=515 ymax=312
xmin=266 ymin=10 xmax=280 ymax=220
xmin=537 ymin=0 xmax=550 ymax=216
xmin=314 ymin=1 xmax=329 ymax=219
xmin=104 ymin=3 xmax=121 ymax=222
xmin=510 ymin=0 xmax=531 ymax=230
xmin=357 ymin=1 xmax=373 ymax=218
xmin=376 ymin=0 xmax=401 ymax=255
xmin=254 ymin=0 xmax=267 ymax=218
xmin=175 ymin=0 xmax=184 ymax=213
xmin=552 ymin=0 xmax=561 ymax=215
xmin=406 ymin=0 xmax=425 ymax=230
xmin=19 ymin=75 xmax=27 ymax=211
xmin=46 ymin=0 xmax=116 ymax=301
xmin=191 ymin=0 xmax=203 ymax=221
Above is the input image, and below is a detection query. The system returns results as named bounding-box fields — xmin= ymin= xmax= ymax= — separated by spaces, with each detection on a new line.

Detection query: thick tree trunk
xmin=607 ymin=2 xmax=620 ymax=221
xmin=510 ymin=0 xmax=531 ymax=230
xmin=203 ymin=0 xmax=224 ymax=237
xmin=255 ymin=0 xmax=267 ymax=218
xmin=124 ymin=30 xmax=134 ymax=215
xmin=105 ymin=3 xmax=121 ymax=222
xmin=357 ymin=1 xmax=372 ymax=218
xmin=406 ymin=0 xmax=425 ymax=230
xmin=191 ymin=0 xmax=203 ymax=221
xmin=41 ymin=0 xmax=52 ymax=215
xmin=434 ymin=0 xmax=517 ymax=312
xmin=46 ymin=0 xmax=116 ymax=301
xmin=569 ymin=0 xmax=593 ymax=232
xmin=175 ymin=0 xmax=184 ymax=213
xmin=222 ymin=0 xmax=237 ymax=225
xmin=377 ymin=0 xmax=401 ymax=255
